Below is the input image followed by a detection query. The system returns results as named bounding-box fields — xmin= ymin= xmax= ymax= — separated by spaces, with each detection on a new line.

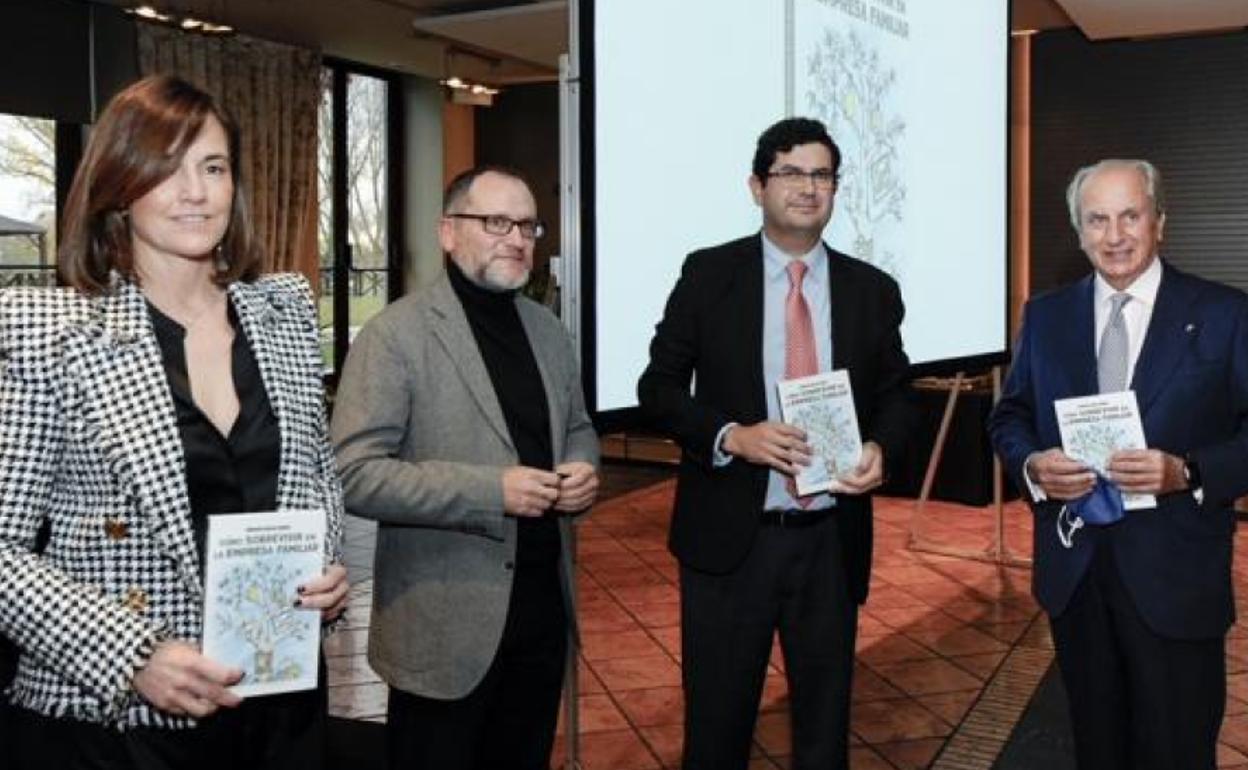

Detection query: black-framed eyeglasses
xmin=447 ymin=213 xmax=546 ymax=240
xmin=765 ymin=167 xmax=838 ymax=190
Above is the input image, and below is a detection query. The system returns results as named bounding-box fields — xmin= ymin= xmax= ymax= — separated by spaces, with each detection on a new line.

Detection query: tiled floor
xmin=327 ymin=473 xmax=1248 ymax=769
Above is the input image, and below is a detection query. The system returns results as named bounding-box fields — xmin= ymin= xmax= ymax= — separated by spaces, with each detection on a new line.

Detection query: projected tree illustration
xmin=806 ymin=29 xmax=906 ymax=275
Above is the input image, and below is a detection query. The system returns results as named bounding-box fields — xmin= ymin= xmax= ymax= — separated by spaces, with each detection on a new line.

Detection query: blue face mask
xmin=1057 ymin=473 xmax=1125 ymax=548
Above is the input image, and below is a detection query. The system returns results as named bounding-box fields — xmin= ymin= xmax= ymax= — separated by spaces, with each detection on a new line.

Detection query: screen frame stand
xmin=559 ymin=28 xmax=585 ymax=766
xmin=906 ymin=366 xmax=1030 ymax=567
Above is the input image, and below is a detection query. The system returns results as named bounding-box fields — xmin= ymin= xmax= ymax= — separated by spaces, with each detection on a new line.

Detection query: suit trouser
xmin=386 ymin=557 xmax=568 ymax=770
xmin=8 ymin=672 xmax=326 ymax=770
xmin=680 ymin=513 xmax=857 ymax=770
xmin=1050 ymin=542 xmax=1225 ymax=770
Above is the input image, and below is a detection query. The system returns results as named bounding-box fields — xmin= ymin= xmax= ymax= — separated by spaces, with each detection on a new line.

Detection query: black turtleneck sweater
xmin=447 ymin=263 xmax=560 ymax=566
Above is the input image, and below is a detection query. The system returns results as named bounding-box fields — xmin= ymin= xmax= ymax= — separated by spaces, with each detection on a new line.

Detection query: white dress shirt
xmin=1024 ymin=255 xmax=1163 ymax=502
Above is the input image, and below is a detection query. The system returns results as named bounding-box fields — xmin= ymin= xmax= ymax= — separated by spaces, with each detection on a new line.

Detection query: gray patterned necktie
xmin=1098 ymin=292 xmax=1132 ymax=393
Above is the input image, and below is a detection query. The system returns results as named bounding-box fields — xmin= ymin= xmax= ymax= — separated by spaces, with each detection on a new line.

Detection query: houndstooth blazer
xmin=0 ymin=273 xmax=343 ymax=730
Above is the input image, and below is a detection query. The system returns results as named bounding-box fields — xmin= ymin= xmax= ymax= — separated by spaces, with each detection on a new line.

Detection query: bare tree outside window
xmin=317 ymin=70 xmax=391 ymax=375
xmin=0 ymin=114 xmax=57 ymax=283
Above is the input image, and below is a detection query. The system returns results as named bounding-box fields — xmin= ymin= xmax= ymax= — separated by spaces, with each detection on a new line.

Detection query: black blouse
xmin=147 ymin=300 xmax=281 ymax=559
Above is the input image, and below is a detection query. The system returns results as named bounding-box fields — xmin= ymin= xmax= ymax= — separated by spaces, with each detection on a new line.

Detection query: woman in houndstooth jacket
xmin=0 ymin=76 xmax=348 ymax=768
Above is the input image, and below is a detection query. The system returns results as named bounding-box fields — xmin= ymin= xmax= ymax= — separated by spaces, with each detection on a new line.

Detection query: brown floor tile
xmin=614 ymin=686 xmax=685 ymax=727
xmin=873 ymin=657 xmax=984 ymax=696
xmin=976 ymin=620 xmax=1032 ymax=645
xmin=915 ymin=690 xmax=980 ymax=725
xmin=941 ymin=598 xmax=1037 ymax=625
xmin=609 ymin=583 xmax=680 ymax=607
xmin=337 ymin=483 xmax=1064 ymax=768
xmin=849 ymin=745 xmax=898 ymax=769
xmin=581 ymin=603 xmax=645 ymax=634
xmin=866 ymin=603 xmax=961 ymax=631
xmin=875 ymin=737 xmax=946 ymax=769
xmin=579 ymin=536 xmax=632 ymax=555
xmin=1222 ymin=714 xmax=1248 ymax=755
xmin=578 ymin=658 xmax=607 ymax=693
xmin=866 ymin=585 xmax=932 ymax=610
xmin=857 ymin=634 xmax=939 ymax=665
xmin=949 ymin=651 xmax=1008 ymax=681
xmin=649 ymin=625 xmax=682 ymax=659
xmin=754 ymin=711 xmax=791 ymax=757
xmin=873 ymin=563 xmax=948 ymax=587
xmin=852 ymin=697 xmax=952 ymax=743
xmin=592 ymin=655 xmax=683 ymax=691
xmin=1230 ymin=673 xmax=1248 ymax=704
xmin=591 ymin=565 xmax=671 ymax=589
xmin=557 ymin=728 xmax=662 ymax=770
xmin=629 ymin=601 xmax=683 ymax=628
xmin=581 ymin=628 xmax=667 ymax=661
xmin=638 ymin=723 xmax=684 ymax=767
xmin=573 ymin=692 xmax=632 ymax=734
xmin=852 ymin=664 xmax=906 ymax=703
xmin=905 ymin=625 xmax=1009 ymax=658
xmin=760 ymin=674 xmax=790 ymax=713
xmin=1219 ymin=740 xmax=1248 ymax=768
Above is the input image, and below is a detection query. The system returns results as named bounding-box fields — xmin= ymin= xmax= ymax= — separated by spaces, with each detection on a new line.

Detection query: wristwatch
xmin=1183 ymin=457 xmax=1205 ymax=504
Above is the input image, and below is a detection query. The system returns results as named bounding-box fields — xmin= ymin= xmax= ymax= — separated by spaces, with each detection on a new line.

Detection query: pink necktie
xmin=785 ymin=260 xmax=817 ymax=505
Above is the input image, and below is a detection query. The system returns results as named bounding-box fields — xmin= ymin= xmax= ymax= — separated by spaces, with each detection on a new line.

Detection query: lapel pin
xmin=1184 ymin=323 xmax=1196 ymax=334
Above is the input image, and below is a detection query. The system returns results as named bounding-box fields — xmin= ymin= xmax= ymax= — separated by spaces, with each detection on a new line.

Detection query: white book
xmin=202 ymin=510 xmax=326 ymax=697
xmin=777 ymin=370 xmax=863 ymax=497
xmin=1054 ymin=391 xmax=1156 ymax=511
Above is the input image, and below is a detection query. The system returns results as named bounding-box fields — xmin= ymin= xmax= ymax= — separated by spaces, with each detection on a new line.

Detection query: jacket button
xmin=122 ymin=587 xmax=148 ymax=613
xmin=504 ymin=561 xmax=514 ymax=571
xmin=103 ymin=518 xmax=129 ymax=541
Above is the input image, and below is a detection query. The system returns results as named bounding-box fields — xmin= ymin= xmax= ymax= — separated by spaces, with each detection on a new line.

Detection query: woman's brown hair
xmin=58 ymin=75 xmax=261 ymax=294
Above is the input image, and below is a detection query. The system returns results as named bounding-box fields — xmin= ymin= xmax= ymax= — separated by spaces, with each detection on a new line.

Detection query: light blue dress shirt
xmin=760 ymin=234 xmax=836 ymax=510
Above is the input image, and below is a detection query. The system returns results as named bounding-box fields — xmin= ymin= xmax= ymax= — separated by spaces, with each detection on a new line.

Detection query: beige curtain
xmin=138 ymin=25 xmax=322 ymax=285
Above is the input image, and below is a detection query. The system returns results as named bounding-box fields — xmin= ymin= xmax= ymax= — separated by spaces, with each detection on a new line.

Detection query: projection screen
xmin=581 ymin=0 xmax=1010 ymax=418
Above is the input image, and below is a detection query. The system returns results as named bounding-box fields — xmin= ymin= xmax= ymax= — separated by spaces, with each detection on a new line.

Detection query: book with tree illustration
xmin=202 ymin=510 xmax=326 ymax=697
xmin=777 ymin=369 xmax=863 ymax=497
xmin=1055 ymin=391 xmax=1155 ymax=511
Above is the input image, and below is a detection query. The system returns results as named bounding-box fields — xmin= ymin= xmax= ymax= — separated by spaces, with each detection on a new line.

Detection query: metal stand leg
xmin=562 ymin=521 xmax=581 ymax=770
xmin=907 ymin=367 xmax=1030 ymax=566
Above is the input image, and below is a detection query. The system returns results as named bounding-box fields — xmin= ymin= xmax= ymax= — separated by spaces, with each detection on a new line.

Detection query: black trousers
xmin=680 ymin=514 xmax=857 ymax=770
xmin=10 ymin=675 xmax=326 ymax=770
xmin=386 ymin=559 xmax=568 ymax=770
xmin=1050 ymin=542 xmax=1225 ymax=770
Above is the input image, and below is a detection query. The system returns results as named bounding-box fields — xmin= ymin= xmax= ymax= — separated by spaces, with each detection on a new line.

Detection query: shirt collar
xmin=761 ymin=232 xmax=826 ymax=283
xmin=1094 ymin=255 xmax=1162 ymax=310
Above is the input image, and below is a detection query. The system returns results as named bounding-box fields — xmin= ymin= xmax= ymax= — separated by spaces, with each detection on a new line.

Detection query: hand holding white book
xmin=777 ymin=370 xmax=863 ymax=497
xmin=201 ymin=509 xmax=327 ymax=697
xmin=1054 ymin=391 xmax=1156 ymax=511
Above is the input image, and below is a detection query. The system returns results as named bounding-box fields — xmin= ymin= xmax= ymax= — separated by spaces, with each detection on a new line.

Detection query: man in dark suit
xmin=637 ymin=117 xmax=915 ymax=770
xmin=989 ymin=159 xmax=1248 ymax=770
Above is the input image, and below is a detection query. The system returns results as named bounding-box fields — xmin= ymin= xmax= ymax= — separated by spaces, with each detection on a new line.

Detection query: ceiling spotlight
xmin=126 ymin=4 xmax=232 ymax=34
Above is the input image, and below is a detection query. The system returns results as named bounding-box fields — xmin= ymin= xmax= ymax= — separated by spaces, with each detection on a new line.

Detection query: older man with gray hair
xmin=989 ymin=158 xmax=1248 ymax=769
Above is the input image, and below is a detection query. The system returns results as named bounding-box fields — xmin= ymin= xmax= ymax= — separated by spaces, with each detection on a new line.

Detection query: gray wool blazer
xmin=0 ymin=274 xmax=344 ymax=729
xmin=331 ymin=271 xmax=599 ymax=700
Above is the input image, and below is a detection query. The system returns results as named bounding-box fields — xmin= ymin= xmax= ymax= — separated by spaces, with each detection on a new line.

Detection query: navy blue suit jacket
xmin=989 ymin=262 xmax=1248 ymax=639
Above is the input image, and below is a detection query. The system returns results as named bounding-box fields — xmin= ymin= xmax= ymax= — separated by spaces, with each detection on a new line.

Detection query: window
xmin=0 ymin=113 xmax=57 ymax=288
xmin=318 ymin=64 xmax=403 ymax=379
